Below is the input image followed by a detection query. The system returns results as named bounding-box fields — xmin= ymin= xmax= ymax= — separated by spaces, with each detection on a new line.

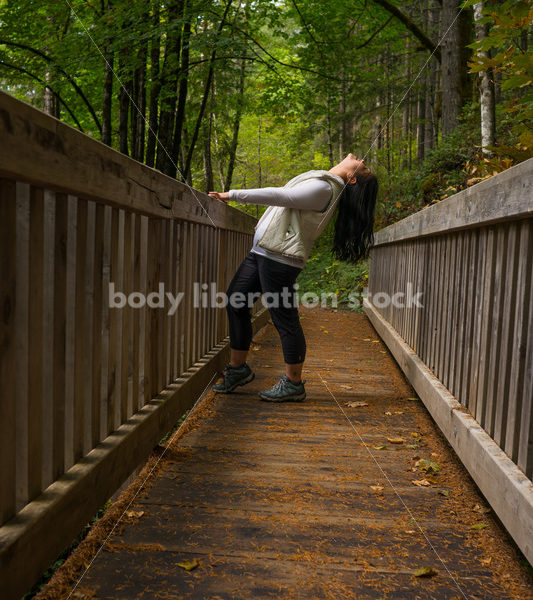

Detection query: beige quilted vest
xmin=255 ymin=170 xmax=345 ymax=262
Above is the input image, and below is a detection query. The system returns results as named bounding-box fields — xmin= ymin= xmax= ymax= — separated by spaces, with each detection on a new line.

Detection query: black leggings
xmin=226 ymin=251 xmax=306 ymax=364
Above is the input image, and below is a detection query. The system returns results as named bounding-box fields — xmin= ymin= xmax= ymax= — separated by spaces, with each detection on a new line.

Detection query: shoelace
xmin=271 ymin=377 xmax=293 ymax=394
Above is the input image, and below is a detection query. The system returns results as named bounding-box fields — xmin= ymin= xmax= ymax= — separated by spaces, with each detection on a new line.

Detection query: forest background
xmin=1 ymin=0 xmax=531 ymax=308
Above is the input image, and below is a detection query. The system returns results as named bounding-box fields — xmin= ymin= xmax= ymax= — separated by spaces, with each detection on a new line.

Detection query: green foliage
xmin=297 ymin=221 xmax=369 ymax=312
xmin=468 ymin=0 xmax=533 ymax=152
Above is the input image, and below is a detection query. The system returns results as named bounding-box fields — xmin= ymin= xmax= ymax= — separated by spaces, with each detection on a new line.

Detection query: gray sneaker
xmin=212 ymin=363 xmax=255 ymax=393
xmin=258 ymin=375 xmax=306 ymax=402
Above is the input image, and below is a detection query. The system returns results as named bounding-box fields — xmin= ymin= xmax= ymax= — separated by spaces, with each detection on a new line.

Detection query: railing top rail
xmin=373 ymin=157 xmax=533 ymax=247
xmin=0 ymin=91 xmax=256 ymax=234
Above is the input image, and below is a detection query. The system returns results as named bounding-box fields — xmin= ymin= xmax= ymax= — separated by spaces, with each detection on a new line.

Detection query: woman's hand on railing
xmin=208 ymin=191 xmax=230 ymax=203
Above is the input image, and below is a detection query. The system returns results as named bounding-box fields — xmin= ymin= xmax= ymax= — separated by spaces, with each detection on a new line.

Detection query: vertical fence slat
xmin=15 ymin=183 xmax=30 ymax=510
xmin=453 ymin=232 xmax=467 ymax=400
xmin=183 ymin=222 xmax=192 ymax=371
xmin=73 ymin=199 xmax=88 ymax=462
xmin=461 ymin=229 xmax=478 ymax=408
xmin=92 ymin=203 xmax=104 ymax=446
xmin=131 ymin=214 xmax=141 ymax=413
xmin=84 ymin=202 xmax=96 ymax=454
xmin=504 ymin=221 xmax=533 ymax=462
xmin=0 ymin=179 xmax=17 ymax=523
xmin=476 ymin=226 xmax=496 ymax=426
xmin=52 ymin=194 xmax=68 ymax=479
xmin=99 ymin=206 xmax=112 ymax=439
xmin=168 ymin=221 xmax=176 ymax=382
xmin=41 ymin=193 xmax=56 ymax=486
xmin=518 ymin=238 xmax=533 ymax=477
xmin=121 ymin=211 xmax=132 ymax=422
xmin=139 ymin=216 xmax=149 ymax=409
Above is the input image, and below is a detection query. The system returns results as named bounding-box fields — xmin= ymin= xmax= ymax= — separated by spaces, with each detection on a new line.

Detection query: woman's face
xmin=344 ymin=153 xmax=368 ymax=183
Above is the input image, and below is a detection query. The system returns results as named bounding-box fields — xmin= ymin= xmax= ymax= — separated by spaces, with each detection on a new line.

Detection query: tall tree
xmin=473 ymin=1 xmax=495 ymax=155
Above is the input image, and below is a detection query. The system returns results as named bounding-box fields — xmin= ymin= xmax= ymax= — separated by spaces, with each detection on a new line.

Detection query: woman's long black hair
xmin=332 ymin=173 xmax=378 ymax=263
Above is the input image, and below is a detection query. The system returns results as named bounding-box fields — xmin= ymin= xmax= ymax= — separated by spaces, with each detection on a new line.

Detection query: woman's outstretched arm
xmin=208 ymin=178 xmax=332 ymax=211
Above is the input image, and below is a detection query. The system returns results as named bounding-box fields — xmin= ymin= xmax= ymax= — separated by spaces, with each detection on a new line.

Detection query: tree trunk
xmin=172 ymin=7 xmax=192 ymax=179
xmin=156 ymin=0 xmax=183 ymax=175
xmin=424 ymin=62 xmax=436 ymax=154
xmin=134 ymin=44 xmax=147 ymax=162
xmin=118 ymin=54 xmax=130 ymax=155
xmin=203 ymin=81 xmax=214 ymax=192
xmin=183 ymin=0 xmax=233 ymax=181
xmin=102 ymin=47 xmax=113 ymax=146
xmin=203 ymin=120 xmax=214 ymax=193
xmin=401 ymin=40 xmax=410 ymax=168
xmin=43 ymin=71 xmax=59 ymax=118
xmin=339 ymin=66 xmax=347 ymax=158
xmin=326 ymin=99 xmax=334 ymax=168
xmin=473 ymin=1 xmax=495 ymax=155
xmin=440 ymin=0 xmax=461 ymax=137
xmin=224 ymin=57 xmax=246 ymax=191
xmin=417 ymin=83 xmax=426 ymax=161
xmin=145 ymin=0 xmax=161 ymax=167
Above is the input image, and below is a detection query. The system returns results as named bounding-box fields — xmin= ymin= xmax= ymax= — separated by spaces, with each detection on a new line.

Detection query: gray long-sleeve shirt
xmin=229 ymin=179 xmax=332 ymax=268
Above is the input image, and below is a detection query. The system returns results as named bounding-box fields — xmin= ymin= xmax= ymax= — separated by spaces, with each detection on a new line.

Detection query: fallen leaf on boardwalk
xmin=370 ymin=485 xmax=384 ymax=492
xmin=387 ymin=437 xmax=405 ymax=444
xmin=474 ymin=504 xmax=491 ymax=514
xmin=411 ymin=432 xmax=421 ymax=438
xmin=471 ymin=523 xmax=488 ymax=530
xmin=395 ymin=411 xmax=404 ymax=415
xmin=346 ymin=401 xmax=368 ymax=408
xmin=414 ymin=566 xmax=438 ymax=578
xmin=481 ymin=557 xmax=493 ymax=566
xmin=125 ymin=510 xmax=145 ymax=518
xmin=373 ymin=445 xmax=387 ymax=450
xmin=415 ymin=459 xmax=441 ymax=474
xmin=340 ymin=384 xmax=353 ymax=390
xmin=384 ymin=411 xmax=393 ymax=416
xmin=405 ymin=529 xmax=416 ymax=534
xmin=412 ymin=479 xmax=431 ymax=487
xmin=177 ymin=558 xmax=199 ymax=571
xmin=251 ymin=344 xmax=261 ymax=351
xmin=372 ymin=340 xmax=380 ymax=343
xmin=323 ymin=330 xmax=329 ymax=333
xmin=406 ymin=444 xmax=419 ymax=449
xmin=407 ymin=397 xmax=418 ymax=401
xmin=439 ymin=489 xmax=450 ymax=497
xmin=363 ymin=338 xmax=371 ymax=341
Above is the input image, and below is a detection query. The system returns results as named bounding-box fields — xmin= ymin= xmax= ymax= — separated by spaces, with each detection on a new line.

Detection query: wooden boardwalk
xmin=45 ymin=309 xmax=532 ymax=600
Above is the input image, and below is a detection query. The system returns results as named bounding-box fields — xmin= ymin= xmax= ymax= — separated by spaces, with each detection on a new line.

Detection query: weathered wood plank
xmin=54 ymin=194 xmax=69 ymax=477
xmin=45 ymin=309 xmax=530 ymax=600
xmin=0 ymin=307 xmax=268 ymax=600
xmin=0 ymin=91 xmax=256 ymax=234
xmin=0 ymin=179 xmax=17 ymax=524
xmin=15 ymin=183 xmax=30 ymax=510
xmin=373 ymin=158 xmax=533 ymax=245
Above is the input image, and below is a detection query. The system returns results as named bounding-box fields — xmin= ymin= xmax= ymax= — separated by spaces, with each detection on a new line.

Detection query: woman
xmin=208 ymin=153 xmax=378 ymax=402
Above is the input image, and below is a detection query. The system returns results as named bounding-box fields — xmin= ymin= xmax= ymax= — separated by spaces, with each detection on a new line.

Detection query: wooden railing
xmin=364 ymin=157 xmax=533 ymax=564
xmin=0 ymin=91 xmax=267 ymax=599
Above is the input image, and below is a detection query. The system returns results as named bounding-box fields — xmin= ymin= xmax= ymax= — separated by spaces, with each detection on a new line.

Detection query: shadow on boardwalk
xmin=39 ymin=308 xmax=533 ymax=599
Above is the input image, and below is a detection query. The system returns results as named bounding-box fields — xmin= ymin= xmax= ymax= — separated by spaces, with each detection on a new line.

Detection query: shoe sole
xmin=258 ymin=392 xmax=306 ymax=403
xmin=212 ymin=371 xmax=255 ymax=394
